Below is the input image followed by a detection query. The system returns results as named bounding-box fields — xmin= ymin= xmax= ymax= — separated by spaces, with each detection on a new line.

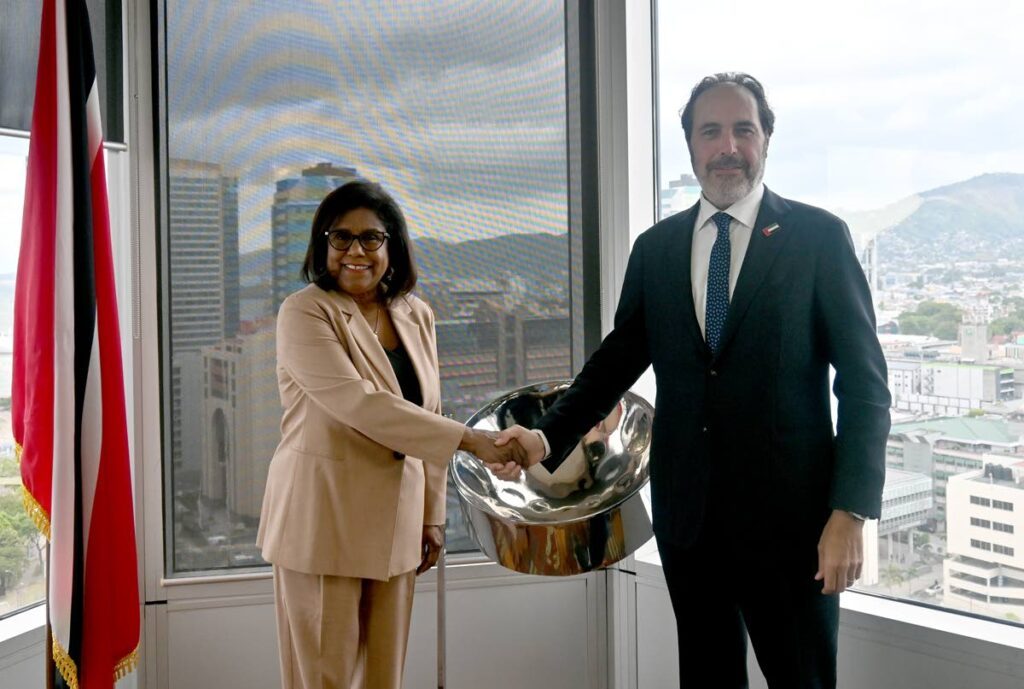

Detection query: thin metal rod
xmin=437 ymin=546 xmax=446 ymax=689
xmin=46 ymin=541 xmax=53 ymax=688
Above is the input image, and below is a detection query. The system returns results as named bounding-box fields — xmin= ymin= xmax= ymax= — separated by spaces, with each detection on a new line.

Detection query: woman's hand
xmin=417 ymin=525 xmax=445 ymax=575
xmin=459 ymin=428 xmax=529 ymax=466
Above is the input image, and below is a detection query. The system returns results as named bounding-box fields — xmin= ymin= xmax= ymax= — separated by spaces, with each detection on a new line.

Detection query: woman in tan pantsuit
xmin=257 ymin=180 xmax=522 ymax=689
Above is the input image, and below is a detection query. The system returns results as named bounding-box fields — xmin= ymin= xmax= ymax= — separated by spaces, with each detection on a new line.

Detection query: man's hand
xmin=494 ymin=424 xmax=546 ymax=465
xmin=814 ymin=509 xmax=865 ymax=594
xmin=417 ymin=525 xmax=444 ymax=575
xmin=459 ymin=428 xmax=529 ymax=472
xmin=484 ymin=424 xmax=547 ymax=481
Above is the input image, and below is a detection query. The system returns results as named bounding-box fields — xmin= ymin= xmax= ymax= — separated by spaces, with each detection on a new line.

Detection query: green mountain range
xmin=879 ymin=172 xmax=1024 ymax=263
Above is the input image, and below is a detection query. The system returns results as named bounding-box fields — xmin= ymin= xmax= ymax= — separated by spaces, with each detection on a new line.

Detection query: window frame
xmin=150 ymin=0 xmax=605 ymax=580
xmin=642 ymin=0 xmax=1024 ymax=648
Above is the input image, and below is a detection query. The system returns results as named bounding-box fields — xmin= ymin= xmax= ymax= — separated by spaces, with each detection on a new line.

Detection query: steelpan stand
xmin=437 ymin=546 xmax=446 ymax=689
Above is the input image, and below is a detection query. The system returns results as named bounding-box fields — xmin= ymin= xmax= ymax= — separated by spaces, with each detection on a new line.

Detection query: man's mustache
xmin=707 ymin=156 xmax=748 ymax=171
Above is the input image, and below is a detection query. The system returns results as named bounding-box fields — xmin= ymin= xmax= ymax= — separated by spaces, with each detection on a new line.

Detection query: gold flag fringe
xmin=52 ymin=637 xmax=140 ymax=687
xmin=18 ymin=445 xmax=139 ymax=684
xmin=15 ymin=442 xmax=52 ymax=540
xmin=52 ymin=637 xmax=80 ymax=689
xmin=114 ymin=645 xmax=140 ymax=680
xmin=21 ymin=484 xmax=51 ymax=541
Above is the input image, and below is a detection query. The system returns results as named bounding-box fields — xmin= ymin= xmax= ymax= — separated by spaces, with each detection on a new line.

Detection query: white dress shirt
xmin=535 ymin=183 xmax=766 ymax=461
xmin=691 ymin=183 xmax=764 ymax=337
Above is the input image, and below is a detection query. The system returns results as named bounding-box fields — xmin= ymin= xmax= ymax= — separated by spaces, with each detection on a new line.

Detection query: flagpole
xmin=45 ymin=542 xmax=53 ymax=689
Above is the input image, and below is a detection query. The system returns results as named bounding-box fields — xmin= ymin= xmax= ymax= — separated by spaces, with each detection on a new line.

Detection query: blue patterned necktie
xmin=705 ymin=212 xmax=732 ymax=354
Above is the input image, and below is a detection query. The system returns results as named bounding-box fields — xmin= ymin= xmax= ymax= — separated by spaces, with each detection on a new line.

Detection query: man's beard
xmin=697 ymin=153 xmax=764 ymax=208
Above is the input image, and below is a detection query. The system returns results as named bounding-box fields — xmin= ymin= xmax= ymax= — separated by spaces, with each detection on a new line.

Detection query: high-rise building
xmin=945 ymin=462 xmax=1024 ymax=617
xmin=167 ymin=159 xmax=240 ymax=483
xmin=200 ymin=330 xmax=280 ymax=522
xmin=271 ymin=162 xmax=359 ymax=314
xmin=659 ymin=173 xmax=700 ymax=218
xmin=887 ymin=417 xmax=1023 ymax=520
xmin=222 ymin=175 xmax=240 ymax=339
xmin=886 ymin=359 xmax=1017 ymax=415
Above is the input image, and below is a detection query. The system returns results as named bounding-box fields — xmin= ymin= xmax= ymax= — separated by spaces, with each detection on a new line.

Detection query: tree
xmin=896 ymin=300 xmax=963 ymax=340
xmin=905 ymin=563 xmax=921 ymax=594
xmin=0 ymin=490 xmax=42 ymax=575
xmin=0 ymin=513 xmax=27 ymax=595
xmin=880 ymin=563 xmax=905 ymax=593
xmin=990 ymin=313 xmax=1024 ymax=337
xmin=0 ymin=456 xmax=19 ymax=478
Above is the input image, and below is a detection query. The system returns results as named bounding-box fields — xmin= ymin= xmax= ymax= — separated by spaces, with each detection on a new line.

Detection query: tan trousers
xmin=273 ymin=565 xmax=416 ymax=689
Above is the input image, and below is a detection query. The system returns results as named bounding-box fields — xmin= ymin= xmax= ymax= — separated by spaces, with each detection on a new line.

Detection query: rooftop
xmin=885 ymin=468 xmax=933 ymax=488
xmin=890 ymin=417 xmax=1021 ymax=445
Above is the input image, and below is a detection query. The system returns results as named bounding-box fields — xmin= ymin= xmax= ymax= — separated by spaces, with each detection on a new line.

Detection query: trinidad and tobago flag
xmin=13 ymin=0 xmax=140 ymax=687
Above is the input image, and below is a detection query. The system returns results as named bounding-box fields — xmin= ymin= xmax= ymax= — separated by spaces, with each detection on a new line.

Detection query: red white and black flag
xmin=13 ymin=0 xmax=140 ymax=687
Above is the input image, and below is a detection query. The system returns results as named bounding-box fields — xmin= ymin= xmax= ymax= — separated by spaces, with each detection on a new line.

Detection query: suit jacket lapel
xmin=717 ymin=187 xmax=793 ymax=356
xmin=389 ymin=297 xmax=432 ymax=409
xmin=335 ymin=291 xmax=402 ymax=396
xmin=668 ymin=204 xmax=707 ymax=353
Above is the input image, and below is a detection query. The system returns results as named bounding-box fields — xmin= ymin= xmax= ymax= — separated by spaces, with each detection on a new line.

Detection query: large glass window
xmin=0 ymin=135 xmax=45 ymax=619
xmin=161 ymin=1 xmax=579 ymax=572
xmin=655 ymin=0 xmax=1024 ymax=625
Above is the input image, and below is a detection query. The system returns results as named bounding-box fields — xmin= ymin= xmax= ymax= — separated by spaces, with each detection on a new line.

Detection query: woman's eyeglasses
xmin=324 ymin=229 xmax=389 ymax=252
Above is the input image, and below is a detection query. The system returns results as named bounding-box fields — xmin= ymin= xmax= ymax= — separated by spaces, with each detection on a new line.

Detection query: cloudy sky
xmin=5 ymin=0 xmax=1024 ymax=267
xmin=657 ymin=0 xmax=1024 ymax=214
xmin=0 ymin=137 xmax=28 ymax=275
xmin=165 ymin=0 xmax=568 ymax=254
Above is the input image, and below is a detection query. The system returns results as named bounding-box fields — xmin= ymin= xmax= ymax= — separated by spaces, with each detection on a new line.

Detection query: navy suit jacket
xmin=537 ymin=188 xmax=891 ymax=550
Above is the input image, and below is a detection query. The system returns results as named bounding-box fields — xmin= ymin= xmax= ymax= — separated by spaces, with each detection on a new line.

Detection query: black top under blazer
xmin=538 ymin=188 xmax=892 ymax=551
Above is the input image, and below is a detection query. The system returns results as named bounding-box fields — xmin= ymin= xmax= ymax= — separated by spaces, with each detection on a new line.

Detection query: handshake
xmin=458 ymin=426 xmax=546 ymax=480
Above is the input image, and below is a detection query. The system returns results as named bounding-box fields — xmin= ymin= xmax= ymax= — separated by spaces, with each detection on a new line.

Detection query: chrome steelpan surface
xmin=451 ymin=380 xmax=654 ymax=576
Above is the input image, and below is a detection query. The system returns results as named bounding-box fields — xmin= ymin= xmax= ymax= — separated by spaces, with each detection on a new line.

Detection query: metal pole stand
xmin=437 ymin=545 xmax=446 ymax=689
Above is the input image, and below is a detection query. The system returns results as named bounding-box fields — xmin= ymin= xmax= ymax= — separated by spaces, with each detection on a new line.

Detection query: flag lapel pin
xmin=761 ymin=223 xmax=781 ymax=237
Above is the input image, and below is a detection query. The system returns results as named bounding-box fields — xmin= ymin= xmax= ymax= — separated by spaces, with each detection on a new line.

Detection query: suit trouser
xmin=273 ymin=565 xmax=416 ymax=689
xmin=656 ymin=528 xmax=839 ymax=689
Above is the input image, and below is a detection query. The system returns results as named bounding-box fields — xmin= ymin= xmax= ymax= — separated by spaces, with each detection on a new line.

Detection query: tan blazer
xmin=257 ymin=285 xmax=466 ymax=581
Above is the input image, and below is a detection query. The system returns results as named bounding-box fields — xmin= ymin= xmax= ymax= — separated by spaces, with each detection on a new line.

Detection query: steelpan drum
xmin=451 ymin=380 xmax=654 ymax=576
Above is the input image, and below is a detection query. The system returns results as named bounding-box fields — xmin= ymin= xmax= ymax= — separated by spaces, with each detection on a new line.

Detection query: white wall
xmin=633 ymin=561 xmax=1024 ymax=689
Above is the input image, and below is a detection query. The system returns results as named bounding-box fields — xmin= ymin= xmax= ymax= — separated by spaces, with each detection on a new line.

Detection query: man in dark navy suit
xmin=493 ymin=73 xmax=891 ymax=688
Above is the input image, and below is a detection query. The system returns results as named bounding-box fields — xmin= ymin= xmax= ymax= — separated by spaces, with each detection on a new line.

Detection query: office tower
xmin=271 ymin=162 xmax=358 ymax=314
xmin=167 ymin=158 xmax=239 ymax=485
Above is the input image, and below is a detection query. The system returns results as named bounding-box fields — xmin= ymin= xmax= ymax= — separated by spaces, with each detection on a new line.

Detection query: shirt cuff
xmin=533 ymin=428 xmax=551 ymax=459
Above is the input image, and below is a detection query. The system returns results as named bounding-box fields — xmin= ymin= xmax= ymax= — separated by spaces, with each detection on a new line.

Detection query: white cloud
xmin=657 ymin=0 xmax=1024 ymax=211
xmin=0 ymin=140 xmax=28 ymax=275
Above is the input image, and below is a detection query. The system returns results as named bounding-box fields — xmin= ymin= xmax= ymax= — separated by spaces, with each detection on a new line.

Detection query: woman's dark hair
xmin=679 ymin=72 xmax=775 ymax=147
xmin=301 ymin=180 xmax=417 ymax=301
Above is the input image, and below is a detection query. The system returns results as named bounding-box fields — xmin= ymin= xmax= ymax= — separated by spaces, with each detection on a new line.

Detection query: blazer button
xmin=701 ymin=426 xmax=708 ymax=433
xmin=393 ymin=451 xmax=405 ymax=460
xmin=709 ymin=369 xmax=718 ymax=377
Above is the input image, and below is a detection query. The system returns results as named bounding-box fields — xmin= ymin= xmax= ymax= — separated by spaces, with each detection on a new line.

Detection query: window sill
xmin=0 ymin=603 xmax=45 ymax=657
xmin=633 ymin=553 xmax=1024 ymax=652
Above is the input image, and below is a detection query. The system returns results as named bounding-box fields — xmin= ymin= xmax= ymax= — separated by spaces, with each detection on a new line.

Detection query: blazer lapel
xmin=716 ymin=187 xmax=793 ymax=356
xmin=389 ymin=297 xmax=432 ymax=409
xmin=334 ymin=291 xmax=402 ymax=396
xmin=668 ymin=204 xmax=707 ymax=354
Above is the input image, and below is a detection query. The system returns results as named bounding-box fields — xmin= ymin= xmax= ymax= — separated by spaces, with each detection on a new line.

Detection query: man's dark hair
xmin=679 ymin=72 xmax=775 ymax=146
xmin=301 ymin=180 xmax=417 ymax=301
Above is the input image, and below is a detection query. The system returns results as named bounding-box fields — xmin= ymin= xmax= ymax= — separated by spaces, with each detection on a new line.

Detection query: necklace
xmin=372 ymin=302 xmax=381 ymax=335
